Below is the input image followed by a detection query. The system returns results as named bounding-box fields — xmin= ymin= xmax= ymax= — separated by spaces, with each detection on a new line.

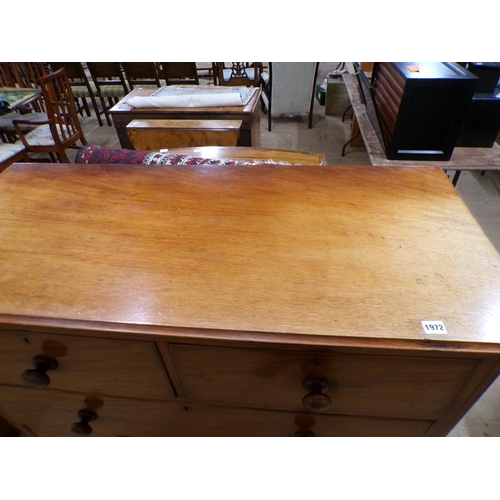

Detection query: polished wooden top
xmin=343 ymin=73 xmax=500 ymax=171
xmin=1 ymin=163 xmax=500 ymax=347
xmin=110 ymin=86 xmax=261 ymax=116
xmin=163 ymin=146 xmax=326 ymax=165
xmin=126 ymin=119 xmax=243 ymax=131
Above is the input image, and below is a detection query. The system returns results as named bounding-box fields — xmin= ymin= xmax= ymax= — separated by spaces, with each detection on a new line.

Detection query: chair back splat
xmin=213 ymin=62 xmax=263 ymax=87
xmin=161 ymin=62 xmax=200 ymax=85
xmin=122 ymin=62 xmax=162 ymax=89
xmin=86 ymin=62 xmax=129 ymax=126
xmin=48 ymin=62 xmax=103 ymax=126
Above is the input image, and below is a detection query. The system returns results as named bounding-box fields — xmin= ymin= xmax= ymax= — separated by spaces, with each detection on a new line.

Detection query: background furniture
xmin=1 ymin=162 xmax=500 ymax=437
xmin=110 ymin=86 xmax=261 ymax=148
xmin=370 ymin=62 xmax=477 ymax=161
xmin=126 ymin=119 xmax=242 ymax=150
xmin=0 ymin=63 xmax=48 ymax=142
xmin=342 ymin=72 xmax=500 ymax=185
xmin=161 ymin=62 xmax=199 ymax=85
xmin=0 ymin=87 xmax=45 ymax=143
xmin=260 ymin=62 xmax=319 ymax=131
xmin=86 ymin=62 xmax=130 ymax=127
xmin=13 ymin=68 xmax=88 ymax=163
xmin=213 ymin=62 xmax=262 ymax=87
xmin=122 ymin=62 xmax=162 ymax=89
xmin=48 ymin=62 xmax=104 ymax=126
xmin=164 ymin=146 xmax=326 ymax=165
xmin=0 ymin=142 xmax=29 ymax=172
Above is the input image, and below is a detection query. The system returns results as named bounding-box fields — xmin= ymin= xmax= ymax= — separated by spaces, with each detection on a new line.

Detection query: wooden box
xmin=372 ymin=62 xmax=477 ymax=161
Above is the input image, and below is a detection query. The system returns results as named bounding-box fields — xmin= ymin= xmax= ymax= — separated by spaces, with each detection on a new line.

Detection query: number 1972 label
xmin=421 ymin=320 xmax=447 ymax=334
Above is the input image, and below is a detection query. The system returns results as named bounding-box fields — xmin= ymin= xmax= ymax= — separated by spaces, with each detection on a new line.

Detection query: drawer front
xmin=0 ymin=385 xmax=432 ymax=437
xmin=0 ymin=331 xmax=174 ymax=400
xmin=171 ymin=344 xmax=479 ymax=420
xmin=0 ymin=385 xmax=181 ymax=437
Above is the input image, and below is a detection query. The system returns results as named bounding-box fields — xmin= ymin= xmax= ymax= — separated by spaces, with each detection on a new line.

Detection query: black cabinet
xmin=456 ymin=93 xmax=500 ymax=148
xmin=371 ymin=62 xmax=477 ymax=161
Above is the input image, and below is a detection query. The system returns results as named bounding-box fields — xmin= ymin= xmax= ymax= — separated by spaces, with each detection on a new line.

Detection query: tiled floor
xmin=67 ymin=62 xmax=500 ymax=437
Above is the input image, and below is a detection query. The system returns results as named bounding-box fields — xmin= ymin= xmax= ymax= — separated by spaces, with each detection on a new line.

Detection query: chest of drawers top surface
xmin=1 ymin=163 xmax=500 ymax=346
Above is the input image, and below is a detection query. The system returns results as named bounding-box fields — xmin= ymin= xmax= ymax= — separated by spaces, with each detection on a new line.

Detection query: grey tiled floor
xmin=69 ymin=62 xmax=500 ymax=437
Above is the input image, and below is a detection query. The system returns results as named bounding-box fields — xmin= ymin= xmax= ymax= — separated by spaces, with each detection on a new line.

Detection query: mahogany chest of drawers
xmin=1 ymin=163 xmax=500 ymax=436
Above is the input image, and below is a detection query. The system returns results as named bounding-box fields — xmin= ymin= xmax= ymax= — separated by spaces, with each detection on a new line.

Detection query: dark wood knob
xmin=71 ymin=409 xmax=98 ymax=436
xmin=21 ymin=355 xmax=58 ymax=387
xmin=302 ymin=377 xmax=332 ymax=412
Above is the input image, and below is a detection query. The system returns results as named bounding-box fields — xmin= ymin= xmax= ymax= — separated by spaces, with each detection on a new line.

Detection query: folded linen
xmin=127 ymin=87 xmax=256 ymax=108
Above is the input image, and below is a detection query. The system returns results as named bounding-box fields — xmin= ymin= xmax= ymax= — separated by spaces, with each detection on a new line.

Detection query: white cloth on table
xmin=127 ymin=86 xmax=257 ymax=108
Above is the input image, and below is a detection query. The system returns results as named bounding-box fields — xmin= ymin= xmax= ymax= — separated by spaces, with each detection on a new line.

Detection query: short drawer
xmin=0 ymin=385 xmax=433 ymax=437
xmin=0 ymin=331 xmax=174 ymax=400
xmin=171 ymin=344 xmax=479 ymax=420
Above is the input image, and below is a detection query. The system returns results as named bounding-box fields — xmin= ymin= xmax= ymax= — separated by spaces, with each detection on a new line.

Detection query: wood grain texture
xmin=164 ymin=146 xmax=325 ymax=165
xmin=0 ymin=385 xmax=433 ymax=437
xmin=0 ymin=330 xmax=174 ymax=400
xmin=1 ymin=163 xmax=500 ymax=347
xmin=126 ymin=119 xmax=242 ymax=150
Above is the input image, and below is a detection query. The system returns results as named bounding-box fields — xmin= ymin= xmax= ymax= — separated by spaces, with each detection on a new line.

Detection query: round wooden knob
xmin=302 ymin=392 xmax=332 ymax=412
xmin=21 ymin=355 xmax=58 ymax=387
xmin=71 ymin=409 xmax=98 ymax=436
xmin=302 ymin=377 xmax=332 ymax=412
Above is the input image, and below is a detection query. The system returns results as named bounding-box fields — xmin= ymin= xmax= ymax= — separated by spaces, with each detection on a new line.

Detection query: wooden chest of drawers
xmin=1 ymin=163 xmax=500 ymax=436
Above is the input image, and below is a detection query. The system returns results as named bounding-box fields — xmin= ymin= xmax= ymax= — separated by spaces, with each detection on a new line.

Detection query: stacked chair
xmin=13 ymin=68 xmax=88 ymax=163
xmin=0 ymin=62 xmax=49 ymax=143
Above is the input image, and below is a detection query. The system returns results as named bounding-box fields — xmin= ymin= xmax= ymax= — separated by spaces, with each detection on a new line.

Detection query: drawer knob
xmin=302 ymin=377 xmax=332 ymax=412
xmin=21 ymin=355 xmax=58 ymax=387
xmin=71 ymin=409 xmax=98 ymax=436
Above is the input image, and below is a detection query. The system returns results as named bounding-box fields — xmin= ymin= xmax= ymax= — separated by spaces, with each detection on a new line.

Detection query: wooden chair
xmin=0 ymin=142 xmax=30 ymax=173
xmin=260 ymin=62 xmax=319 ymax=131
xmin=161 ymin=62 xmax=199 ymax=85
xmin=0 ymin=63 xmax=17 ymax=87
xmin=48 ymin=62 xmax=103 ymax=126
xmin=13 ymin=68 xmax=88 ymax=163
xmin=122 ymin=63 xmax=163 ymax=89
xmin=0 ymin=62 xmax=48 ymax=142
xmin=213 ymin=63 xmax=263 ymax=87
xmin=86 ymin=62 xmax=129 ymax=126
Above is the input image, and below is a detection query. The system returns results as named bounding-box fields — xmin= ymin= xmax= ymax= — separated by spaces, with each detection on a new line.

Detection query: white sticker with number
xmin=421 ymin=320 xmax=447 ymax=334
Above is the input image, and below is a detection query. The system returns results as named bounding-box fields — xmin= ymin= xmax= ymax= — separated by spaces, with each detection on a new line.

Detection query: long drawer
xmin=0 ymin=331 xmax=174 ymax=400
xmin=0 ymin=385 xmax=433 ymax=437
xmin=170 ymin=344 xmax=479 ymax=420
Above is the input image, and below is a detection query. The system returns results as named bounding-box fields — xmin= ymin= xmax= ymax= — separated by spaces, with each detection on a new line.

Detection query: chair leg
xmin=81 ymin=98 xmax=91 ymax=117
xmin=55 ymin=148 xmax=70 ymax=163
xmin=89 ymin=94 xmax=103 ymax=127
xmin=99 ymin=96 xmax=113 ymax=126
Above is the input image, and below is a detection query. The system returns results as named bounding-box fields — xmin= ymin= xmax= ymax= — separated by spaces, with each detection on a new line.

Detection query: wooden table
xmin=0 ymin=87 xmax=41 ymax=109
xmin=164 ymin=146 xmax=326 ymax=165
xmin=110 ymin=86 xmax=261 ymax=149
xmin=1 ymin=163 xmax=500 ymax=436
xmin=342 ymin=73 xmax=500 ymax=185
